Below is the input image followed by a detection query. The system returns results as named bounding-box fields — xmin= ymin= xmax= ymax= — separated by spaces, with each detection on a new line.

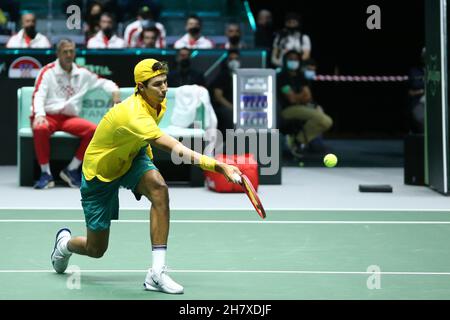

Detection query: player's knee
xmin=33 ymin=125 xmax=50 ymax=135
xmin=88 ymin=125 xmax=96 ymax=136
xmin=319 ymin=115 xmax=333 ymax=131
xmin=84 ymin=125 xmax=96 ymax=139
xmin=149 ymin=180 xmax=169 ymax=207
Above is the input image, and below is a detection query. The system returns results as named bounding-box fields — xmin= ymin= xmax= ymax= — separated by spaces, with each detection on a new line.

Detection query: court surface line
xmin=0 ymin=207 xmax=449 ymax=212
xmin=2 ymin=219 xmax=450 ymax=224
xmin=1 ymin=269 xmax=450 ymax=275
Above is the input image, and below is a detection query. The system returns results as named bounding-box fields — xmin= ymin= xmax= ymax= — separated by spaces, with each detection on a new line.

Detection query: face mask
xmin=188 ymin=27 xmax=201 ymax=36
xmin=103 ymin=27 xmax=113 ymax=38
xmin=229 ymin=35 xmax=240 ymax=45
xmin=286 ymin=60 xmax=300 ymax=71
xmin=228 ymin=60 xmax=240 ymax=71
xmin=179 ymin=59 xmax=190 ymax=69
xmin=24 ymin=26 xmax=36 ymax=38
xmin=304 ymin=70 xmax=316 ymax=80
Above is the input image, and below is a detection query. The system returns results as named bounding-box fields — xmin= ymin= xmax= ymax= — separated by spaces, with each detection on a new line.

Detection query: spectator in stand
xmin=277 ymin=50 xmax=332 ymax=156
xmin=88 ymin=0 xmax=118 ymax=16
xmin=119 ymin=0 xmax=162 ymax=23
xmin=168 ymin=47 xmax=205 ymax=87
xmin=408 ymin=47 xmax=425 ymax=134
xmin=139 ymin=25 xmax=160 ymax=48
xmin=254 ymin=9 xmax=274 ymax=50
xmin=87 ymin=12 xmax=125 ymax=48
xmin=272 ymin=12 xmax=311 ymax=67
xmin=124 ymin=5 xmax=166 ymax=48
xmin=302 ymin=58 xmax=317 ymax=83
xmin=6 ymin=11 xmax=51 ymax=48
xmin=0 ymin=0 xmax=20 ymax=35
xmin=222 ymin=22 xmax=246 ymax=49
xmin=211 ymin=49 xmax=241 ymax=136
xmin=0 ymin=8 xmax=6 ymax=34
xmin=173 ymin=14 xmax=214 ymax=49
xmin=31 ymin=39 xmax=120 ymax=189
xmin=83 ymin=1 xmax=103 ymax=41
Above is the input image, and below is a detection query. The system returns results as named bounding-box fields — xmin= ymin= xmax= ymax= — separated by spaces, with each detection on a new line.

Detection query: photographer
xmin=271 ymin=12 xmax=311 ymax=67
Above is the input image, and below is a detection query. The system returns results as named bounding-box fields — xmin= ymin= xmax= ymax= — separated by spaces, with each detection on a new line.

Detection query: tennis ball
xmin=323 ymin=153 xmax=338 ymax=168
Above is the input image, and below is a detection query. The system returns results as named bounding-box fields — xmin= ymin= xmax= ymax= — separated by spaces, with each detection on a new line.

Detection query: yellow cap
xmin=134 ymin=58 xmax=168 ymax=92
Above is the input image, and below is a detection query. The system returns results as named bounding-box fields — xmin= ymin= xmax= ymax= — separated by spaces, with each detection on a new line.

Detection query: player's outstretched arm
xmin=149 ymin=134 xmax=242 ymax=183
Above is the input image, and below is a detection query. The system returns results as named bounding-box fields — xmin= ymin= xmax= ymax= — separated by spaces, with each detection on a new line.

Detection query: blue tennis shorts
xmin=80 ymin=147 xmax=158 ymax=231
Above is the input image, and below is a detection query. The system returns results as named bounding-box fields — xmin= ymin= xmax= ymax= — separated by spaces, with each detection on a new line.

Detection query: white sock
xmin=40 ymin=163 xmax=51 ymax=175
xmin=58 ymin=235 xmax=72 ymax=255
xmin=152 ymin=245 xmax=167 ymax=273
xmin=67 ymin=157 xmax=82 ymax=171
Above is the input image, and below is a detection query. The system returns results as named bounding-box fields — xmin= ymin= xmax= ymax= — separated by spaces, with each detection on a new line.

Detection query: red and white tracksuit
xmin=86 ymin=30 xmax=126 ymax=49
xmin=31 ymin=59 xmax=119 ymax=165
xmin=173 ymin=33 xmax=214 ymax=49
xmin=6 ymin=29 xmax=51 ymax=48
xmin=124 ymin=19 xmax=166 ymax=48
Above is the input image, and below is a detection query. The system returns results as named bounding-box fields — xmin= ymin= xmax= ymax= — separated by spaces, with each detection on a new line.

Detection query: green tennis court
xmin=1 ymin=208 xmax=450 ymax=300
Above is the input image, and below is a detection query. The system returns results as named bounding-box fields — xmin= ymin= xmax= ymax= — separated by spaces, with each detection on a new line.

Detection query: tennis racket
xmin=233 ymin=173 xmax=266 ymax=219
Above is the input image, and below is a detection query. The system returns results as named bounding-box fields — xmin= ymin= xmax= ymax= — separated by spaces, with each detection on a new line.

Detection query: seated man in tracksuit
xmin=31 ymin=39 xmax=120 ymax=189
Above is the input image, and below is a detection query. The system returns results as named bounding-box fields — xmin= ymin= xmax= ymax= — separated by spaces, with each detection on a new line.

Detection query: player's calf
xmin=85 ymin=242 xmax=108 ymax=258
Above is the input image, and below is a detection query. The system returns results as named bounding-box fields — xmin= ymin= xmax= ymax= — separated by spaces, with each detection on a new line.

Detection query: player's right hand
xmin=33 ymin=115 xmax=48 ymax=128
xmin=216 ymin=163 xmax=242 ymax=184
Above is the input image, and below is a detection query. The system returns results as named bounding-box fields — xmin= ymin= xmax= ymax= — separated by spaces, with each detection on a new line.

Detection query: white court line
xmin=1 ymin=219 xmax=450 ymax=224
xmin=0 ymin=207 xmax=449 ymax=212
xmin=0 ymin=269 xmax=450 ymax=276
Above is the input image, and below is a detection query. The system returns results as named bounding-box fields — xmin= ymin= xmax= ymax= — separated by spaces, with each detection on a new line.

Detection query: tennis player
xmin=50 ymin=58 xmax=242 ymax=294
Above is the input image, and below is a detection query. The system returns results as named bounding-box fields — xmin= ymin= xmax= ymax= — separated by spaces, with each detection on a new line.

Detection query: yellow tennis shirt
xmin=82 ymin=94 xmax=166 ymax=182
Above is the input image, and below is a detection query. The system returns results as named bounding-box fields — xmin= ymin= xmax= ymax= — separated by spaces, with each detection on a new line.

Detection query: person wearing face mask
xmin=222 ymin=23 xmax=246 ymax=50
xmin=87 ymin=12 xmax=125 ymax=48
xmin=277 ymin=50 xmax=332 ymax=156
xmin=211 ymin=49 xmax=241 ymax=137
xmin=167 ymin=47 xmax=205 ymax=87
xmin=174 ymin=14 xmax=214 ymax=49
xmin=302 ymin=58 xmax=317 ymax=82
xmin=254 ymin=9 xmax=274 ymax=49
xmin=124 ymin=5 xmax=166 ymax=48
xmin=83 ymin=1 xmax=102 ymax=41
xmin=271 ymin=12 xmax=311 ymax=67
xmin=407 ymin=47 xmax=425 ymax=134
xmin=6 ymin=12 xmax=51 ymax=48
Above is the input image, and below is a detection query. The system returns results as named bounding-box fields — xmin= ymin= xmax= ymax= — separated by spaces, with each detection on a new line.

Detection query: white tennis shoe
xmin=51 ymin=228 xmax=72 ymax=274
xmin=143 ymin=266 xmax=184 ymax=294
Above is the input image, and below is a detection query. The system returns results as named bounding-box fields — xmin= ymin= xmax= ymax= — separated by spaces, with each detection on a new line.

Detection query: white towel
xmin=172 ymin=85 xmax=218 ymax=156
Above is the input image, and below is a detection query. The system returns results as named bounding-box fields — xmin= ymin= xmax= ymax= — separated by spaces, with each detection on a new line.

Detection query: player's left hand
xmin=216 ymin=163 xmax=242 ymax=184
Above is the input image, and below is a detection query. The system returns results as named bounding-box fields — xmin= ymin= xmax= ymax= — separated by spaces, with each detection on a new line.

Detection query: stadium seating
xmin=17 ymin=86 xmax=206 ymax=187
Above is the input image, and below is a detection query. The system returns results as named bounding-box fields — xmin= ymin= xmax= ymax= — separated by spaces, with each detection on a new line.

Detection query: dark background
xmin=248 ymin=0 xmax=425 ymax=73
xmin=247 ymin=0 xmax=425 ymax=137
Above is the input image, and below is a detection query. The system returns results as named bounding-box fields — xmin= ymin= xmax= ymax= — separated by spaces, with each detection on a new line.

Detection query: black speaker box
xmin=404 ymin=134 xmax=425 ymax=185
